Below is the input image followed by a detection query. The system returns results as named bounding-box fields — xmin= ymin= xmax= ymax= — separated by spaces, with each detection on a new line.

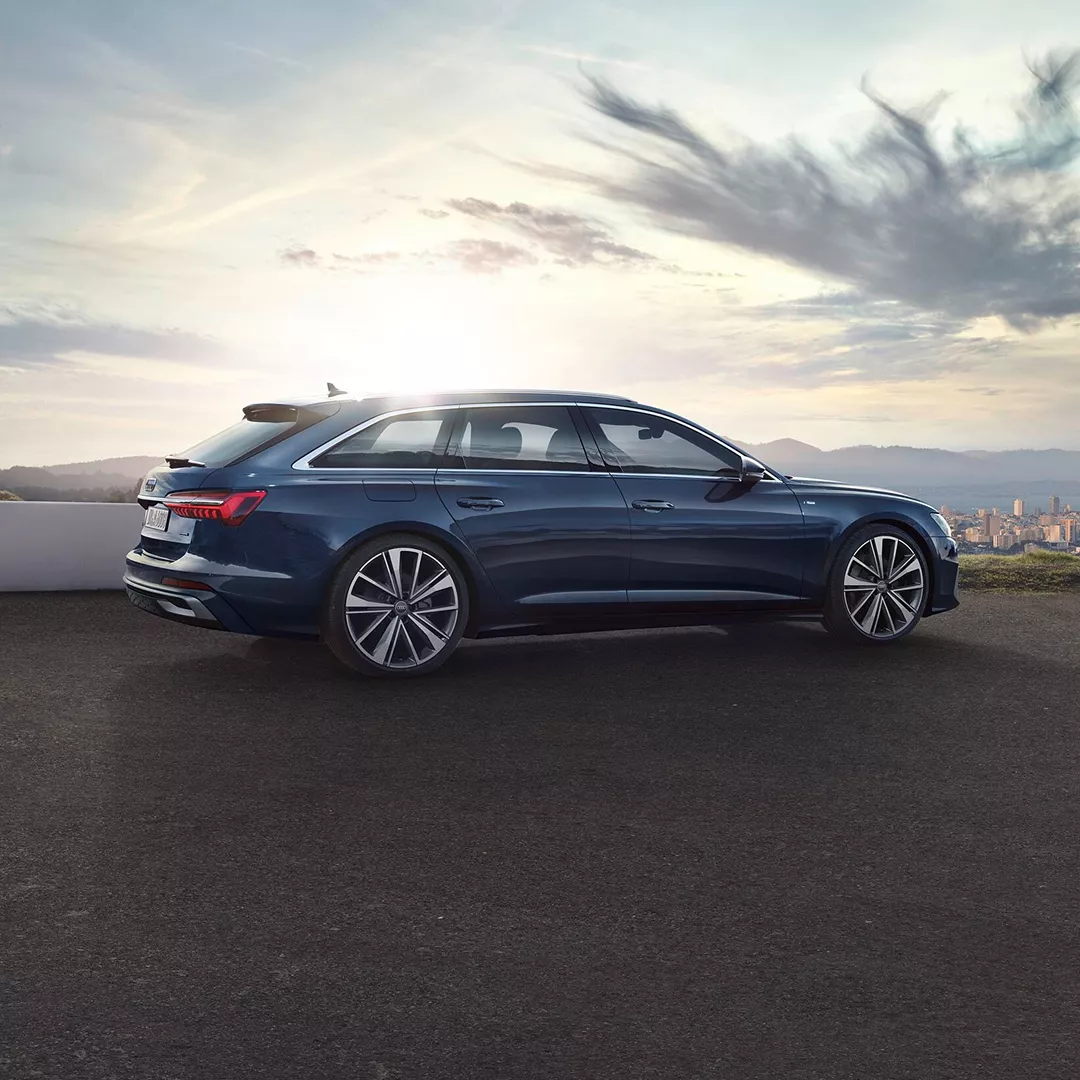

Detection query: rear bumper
xmin=927 ymin=535 xmax=960 ymax=615
xmin=123 ymin=564 xmax=257 ymax=635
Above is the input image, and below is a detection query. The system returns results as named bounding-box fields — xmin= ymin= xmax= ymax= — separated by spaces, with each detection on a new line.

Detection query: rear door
xmin=581 ymin=406 xmax=807 ymax=607
xmin=435 ymin=404 xmax=631 ymax=612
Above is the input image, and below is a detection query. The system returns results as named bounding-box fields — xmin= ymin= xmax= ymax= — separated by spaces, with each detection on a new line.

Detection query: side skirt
xmin=470 ymin=609 xmax=823 ymax=640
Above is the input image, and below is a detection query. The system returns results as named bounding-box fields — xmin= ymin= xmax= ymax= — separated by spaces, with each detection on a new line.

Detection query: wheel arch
xmin=323 ymin=519 xmax=496 ymax=635
xmin=823 ymin=514 xmax=937 ymax=614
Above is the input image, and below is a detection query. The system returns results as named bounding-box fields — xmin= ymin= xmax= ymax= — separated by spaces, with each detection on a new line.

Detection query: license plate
xmin=144 ymin=505 xmax=170 ymax=531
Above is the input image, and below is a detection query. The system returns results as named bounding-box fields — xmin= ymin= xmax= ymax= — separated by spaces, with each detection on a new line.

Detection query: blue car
xmin=125 ymin=387 xmax=959 ymax=677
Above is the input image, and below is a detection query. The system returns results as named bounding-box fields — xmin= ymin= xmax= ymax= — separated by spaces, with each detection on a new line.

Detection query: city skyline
xmin=942 ymin=497 xmax=1080 ymax=554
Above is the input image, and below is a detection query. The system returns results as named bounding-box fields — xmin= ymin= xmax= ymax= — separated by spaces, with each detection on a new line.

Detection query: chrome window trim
xmin=293 ymin=405 xmax=462 ymax=470
xmin=614 ymin=473 xmax=783 ymax=483
xmin=436 ymin=468 xmax=608 ymax=478
xmin=293 ymin=399 xmax=782 ymax=482
xmin=294 ymin=401 xmax=588 ymax=472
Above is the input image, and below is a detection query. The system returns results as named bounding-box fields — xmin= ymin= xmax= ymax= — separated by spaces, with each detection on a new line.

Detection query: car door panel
xmin=612 ymin=476 xmax=807 ymax=603
xmin=436 ymin=473 xmax=631 ymax=608
xmin=581 ymin=406 xmax=808 ymax=607
xmin=434 ymin=405 xmax=631 ymax=611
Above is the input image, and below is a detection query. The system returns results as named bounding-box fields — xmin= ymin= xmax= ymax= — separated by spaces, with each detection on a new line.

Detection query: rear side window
xmin=176 ymin=408 xmax=307 ymax=467
xmin=454 ymin=406 xmax=588 ymax=471
xmin=311 ymin=411 xmax=454 ymax=468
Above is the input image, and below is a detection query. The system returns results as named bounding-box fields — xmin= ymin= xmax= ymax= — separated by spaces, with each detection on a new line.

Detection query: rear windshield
xmin=175 ymin=408 xmax=310 ymax=467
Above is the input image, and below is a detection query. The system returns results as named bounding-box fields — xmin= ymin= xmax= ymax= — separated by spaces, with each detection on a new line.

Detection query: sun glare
xmin=279 ymin=274 xmax=524 ymax=395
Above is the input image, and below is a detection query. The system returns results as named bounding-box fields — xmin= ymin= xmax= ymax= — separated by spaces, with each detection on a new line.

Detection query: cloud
xmin=281 ymin=240 xmax=537 ymax=275
xmin=418 ymin=207 xmax=450 ymax=219
xmin=280 ymin=246 xmax=319 ymax=266
xmin=220 ymin=42 xmax=307 ymax=69
xmin=332 ymin=251 xmax=401 ymax=265
xmin=446 ymin=197 xmax=655 ymax=266
xmin=0 ymin=308 xmax=234 ymax=372
xmin=441 ymin=239 xmax=538 ymax=273
xmin=520 ymin=45 xmax=646 ymax=70
xmin=575 ymin=53 xmax=1080 ymax=328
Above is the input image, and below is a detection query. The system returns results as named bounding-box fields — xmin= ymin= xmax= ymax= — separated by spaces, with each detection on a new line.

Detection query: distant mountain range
xmin=0 ymin=456 xmax=161 ymax=502
xmin=2 ymin=444 xmax=1079 ymax=511
xmin=736 ymin=440 xmax=1080 ymax=511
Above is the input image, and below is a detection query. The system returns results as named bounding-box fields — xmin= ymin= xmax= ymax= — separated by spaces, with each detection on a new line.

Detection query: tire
xmin=822 ymin=525 xmax=928 ymax=645
xmin=322 ymin=533 xmax=470 ymax=677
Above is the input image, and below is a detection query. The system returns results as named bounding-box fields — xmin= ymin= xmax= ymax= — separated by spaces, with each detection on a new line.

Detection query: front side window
xmin=311 ymin=411 xmax=453 ymax=468
xmin=454 ymin=406 xmax=589 ymax=471
xmin=583 ymin=408 xmax=741 ymax=476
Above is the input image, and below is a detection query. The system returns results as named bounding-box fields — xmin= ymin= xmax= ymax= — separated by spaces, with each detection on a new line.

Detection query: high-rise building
xmin=1047 ymin=525 xmax=1064 ymax=543
xmin=1013 ymin=498 xmax=1025 ymax=517
xmin=1065 ymin=519 xmax=1079 ymax=544
xmin=1040 ymin=514 xmax=1055 ymax=527
xmin=1050 ymin=495 xmax=1061 ymax=515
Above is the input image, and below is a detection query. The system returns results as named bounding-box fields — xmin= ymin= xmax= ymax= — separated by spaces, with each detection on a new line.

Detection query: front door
xmin=436 ymin=404 xmax=631 ymax=613
xmin=581 ymin=406 xmax=807 ymax=607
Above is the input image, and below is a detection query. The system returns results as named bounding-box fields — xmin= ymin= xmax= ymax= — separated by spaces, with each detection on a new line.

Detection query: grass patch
xmin=959 ymin=549 xmax=1080 ymax=591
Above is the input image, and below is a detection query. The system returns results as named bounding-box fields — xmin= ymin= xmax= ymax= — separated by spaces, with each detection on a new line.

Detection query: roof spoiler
xmin=242 ymin=403 xmax=304 ymax=422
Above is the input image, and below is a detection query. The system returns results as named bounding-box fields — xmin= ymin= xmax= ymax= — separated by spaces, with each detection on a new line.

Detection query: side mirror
xmin=710 ymin=455 xmax=767 ymax=494
xmin=740 ymin=456 xmax=766 ymax=484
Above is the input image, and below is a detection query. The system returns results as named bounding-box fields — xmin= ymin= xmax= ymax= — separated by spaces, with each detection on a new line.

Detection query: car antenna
xmin=327 ymin=381 xmax=347 ymax=397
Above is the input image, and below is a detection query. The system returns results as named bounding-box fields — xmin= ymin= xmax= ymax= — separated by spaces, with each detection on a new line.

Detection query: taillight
xmin=164 ymin=489 xmax=267 ymax=526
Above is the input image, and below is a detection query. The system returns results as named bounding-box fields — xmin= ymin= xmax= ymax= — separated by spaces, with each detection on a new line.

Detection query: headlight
xmin=929 ymin=512 xmax=952 ymax=537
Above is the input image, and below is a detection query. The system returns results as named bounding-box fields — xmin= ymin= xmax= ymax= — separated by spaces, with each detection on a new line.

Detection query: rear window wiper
xmin=164 ymin=456 xmax=207 ymax=468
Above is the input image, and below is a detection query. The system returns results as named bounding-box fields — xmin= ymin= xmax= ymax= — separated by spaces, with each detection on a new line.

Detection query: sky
xmin=2 ymin=0 xmax=1080 ymax=466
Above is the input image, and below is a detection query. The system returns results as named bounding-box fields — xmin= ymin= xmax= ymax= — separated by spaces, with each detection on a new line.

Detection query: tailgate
xmin=135 ymin=464 xmax=220 ymax=560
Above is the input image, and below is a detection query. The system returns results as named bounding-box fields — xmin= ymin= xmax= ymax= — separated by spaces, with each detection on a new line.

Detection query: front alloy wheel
xmin=824 ymin=527 xmax=928 ymax=644
xmin=324 ymin=535 xmax=468 ymax=676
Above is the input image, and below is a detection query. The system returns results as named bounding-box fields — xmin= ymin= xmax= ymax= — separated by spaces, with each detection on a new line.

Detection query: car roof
xmin=356 ymin=389 xmax=636 ymax=407
xmin=247 ymin=389 xmax=638 ymax=412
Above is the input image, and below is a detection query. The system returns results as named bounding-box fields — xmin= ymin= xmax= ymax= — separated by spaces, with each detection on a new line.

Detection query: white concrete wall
xmin=0 ymin=502 xmax=143 ymax=591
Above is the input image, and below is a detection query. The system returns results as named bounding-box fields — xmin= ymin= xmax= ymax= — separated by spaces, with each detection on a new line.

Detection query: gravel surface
xmin=3 ymin=592 xmax=1080 ymax=1079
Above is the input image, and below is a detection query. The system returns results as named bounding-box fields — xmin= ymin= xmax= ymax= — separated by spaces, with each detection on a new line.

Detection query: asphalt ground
xmin=3 ymin=591 xmax=1080 ymax=1080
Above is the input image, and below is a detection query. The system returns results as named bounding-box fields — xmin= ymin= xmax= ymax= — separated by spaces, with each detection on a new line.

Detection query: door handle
xmin=457 ymin=497 xmax=504 ymax=511
xmin=632 ymin=500 xmax=675 ymax=512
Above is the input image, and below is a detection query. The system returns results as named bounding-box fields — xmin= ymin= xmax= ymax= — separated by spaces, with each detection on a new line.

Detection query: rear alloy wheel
xmin=323 ymin=535 xmax=469 ymax=677
xmin=823 ymin=526 xmax=928 ymax=644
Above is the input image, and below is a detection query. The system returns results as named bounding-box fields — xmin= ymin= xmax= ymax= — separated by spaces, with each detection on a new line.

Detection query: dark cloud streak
xmin=578 ymin=53 xmax=1080 ymax=327
xmin=0 ymin=309 xmax=234 ymax=371
xmin=446 ymin=198 xmax=655 ymax=266
xmin=280 ymin=240 xmax=536 ymax=275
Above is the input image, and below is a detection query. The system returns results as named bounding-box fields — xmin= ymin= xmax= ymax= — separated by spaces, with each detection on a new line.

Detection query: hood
xmin=783 ymin=475 xmax=930 ymax=505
